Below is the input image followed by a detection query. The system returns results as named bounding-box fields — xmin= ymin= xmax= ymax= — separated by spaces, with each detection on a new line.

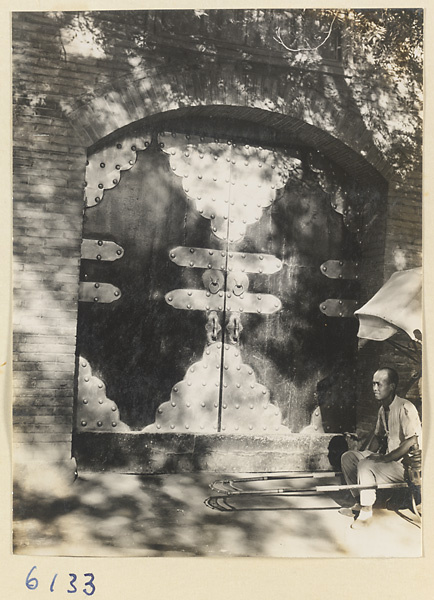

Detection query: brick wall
xmin=13 ymin=109 xmax=85 ymax=460
xmin=12 ymin=12 xmax=150 ymax=463
xmin=12 ymin=11 xmax=422 ymax=462
xmin=354 ymin=165 xmax=423 ymax=441
xmin=385 ymin=171 xmax=423 ymax=277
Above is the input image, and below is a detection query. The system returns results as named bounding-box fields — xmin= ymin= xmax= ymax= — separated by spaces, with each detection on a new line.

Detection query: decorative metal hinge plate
xmin=319 ymin=299 xmax=358 ymax=318
xmin=76 ymin=357 xmax=130 ymax=432
xmin=320 ymin=260 xmax=359 ymax=280
xmin=330 ymin=188 xmax=347 ymax=215
xmin=166 ymin=290 xmax=282 ymax=314
xmin=81 ymin=239 xmax=125 ymax=261
xmin=84 ymin=134 xmax=152 ymax=208
xmin=79 ymin=282 xmax=122 ymax=303
xmin=301 ymin=406 xmax=325 ymax=434
xmin=159 ymin=131 xmax=298 ymax=242
xmin=169 ymin=246 xmax=282 ymax=274
xmin=143 ymin=342 xmax=289 ymax=434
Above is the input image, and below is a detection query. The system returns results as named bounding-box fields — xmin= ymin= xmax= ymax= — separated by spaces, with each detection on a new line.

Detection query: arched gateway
xmin=72 ymin=106 xmax=388 ymax=473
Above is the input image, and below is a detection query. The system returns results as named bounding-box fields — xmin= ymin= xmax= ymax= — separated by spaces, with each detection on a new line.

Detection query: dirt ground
xmin=13 ymin=463 xmax=421 ymax=558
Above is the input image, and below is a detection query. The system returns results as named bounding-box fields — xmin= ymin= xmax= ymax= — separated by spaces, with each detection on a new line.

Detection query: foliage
xmin=42 ymin=8 xmax=423 ymax=175
xmin=272 ymin=9 xmax=423 ymax=175
xmin=340 ymin=9 xmax=422 ymax=175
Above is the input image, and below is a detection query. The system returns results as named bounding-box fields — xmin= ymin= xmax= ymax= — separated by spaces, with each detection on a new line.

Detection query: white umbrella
xmin=354 ymin=267 xmax=422 ymax=342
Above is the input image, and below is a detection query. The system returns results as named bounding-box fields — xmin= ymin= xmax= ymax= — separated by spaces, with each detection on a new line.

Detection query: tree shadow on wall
xmin=13 ymin=10 xmax=422 ymax=178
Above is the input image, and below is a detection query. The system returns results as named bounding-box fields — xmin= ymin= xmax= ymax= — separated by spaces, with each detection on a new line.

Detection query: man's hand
xmin=367 ymin=453 xmax=388 ymax=463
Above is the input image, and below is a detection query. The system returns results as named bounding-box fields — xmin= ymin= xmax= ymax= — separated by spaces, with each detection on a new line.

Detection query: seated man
xmin=340 ymin=367 xmax=421 ymax=530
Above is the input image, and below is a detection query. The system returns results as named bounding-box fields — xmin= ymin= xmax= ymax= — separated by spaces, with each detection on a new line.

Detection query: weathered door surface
xmin=76 ymin=129 xmax=362 ymax=443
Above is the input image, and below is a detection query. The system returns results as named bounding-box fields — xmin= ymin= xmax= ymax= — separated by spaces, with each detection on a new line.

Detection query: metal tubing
xmin=210 ymin=471 xmax=341 ymax=491
xmin=214 ymin=482 xmax=408 ymax=497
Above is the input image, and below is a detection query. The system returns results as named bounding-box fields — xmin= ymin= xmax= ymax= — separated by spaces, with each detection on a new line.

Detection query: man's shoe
xmin=350 ymin=511 xmax=373 ymax=530
xmin=338 ymin=503 xmax=362 ymax=517
xmin=351 ymin=517 xmax=372 ymax=530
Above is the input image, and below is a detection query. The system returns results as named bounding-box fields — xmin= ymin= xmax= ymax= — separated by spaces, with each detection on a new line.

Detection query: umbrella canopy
xmin=355 ymin=268 xmax=422 ymax=342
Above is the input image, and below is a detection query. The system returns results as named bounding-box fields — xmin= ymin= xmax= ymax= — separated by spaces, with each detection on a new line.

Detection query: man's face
xmin=372 ymin=370 xmax=395 ymax=403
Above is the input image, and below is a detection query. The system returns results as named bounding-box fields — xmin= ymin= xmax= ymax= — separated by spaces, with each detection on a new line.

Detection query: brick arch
xmin=65 ymin=62 xmax=391 ymax=183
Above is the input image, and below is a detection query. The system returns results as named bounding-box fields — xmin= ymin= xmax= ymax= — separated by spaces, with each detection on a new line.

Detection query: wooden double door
xmin=76 ymin=128 xmax=360 ymax=436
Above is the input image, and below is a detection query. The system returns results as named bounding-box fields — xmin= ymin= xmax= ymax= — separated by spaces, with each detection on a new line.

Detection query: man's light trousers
xmin=341 ymin=450 xmax=405 ymax=507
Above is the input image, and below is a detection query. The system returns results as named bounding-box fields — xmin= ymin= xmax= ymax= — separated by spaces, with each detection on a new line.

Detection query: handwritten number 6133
xmin=26 ymin=567 xmax=95 ymax=595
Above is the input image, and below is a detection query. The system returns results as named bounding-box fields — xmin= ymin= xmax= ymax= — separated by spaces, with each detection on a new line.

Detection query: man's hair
xmin=377 ymin=367 xmax=399 ymax=390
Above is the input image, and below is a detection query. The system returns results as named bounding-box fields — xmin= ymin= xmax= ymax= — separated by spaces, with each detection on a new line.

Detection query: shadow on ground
xmin=13 ymin=463 xmax=421 ymax=558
